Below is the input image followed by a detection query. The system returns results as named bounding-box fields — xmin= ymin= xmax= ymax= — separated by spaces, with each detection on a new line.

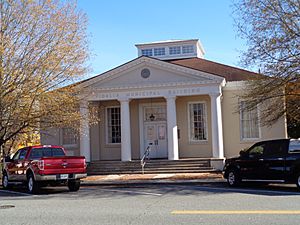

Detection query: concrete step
xmin=90 ymin=162 xmax=210 ymax=167
xmin=88 ymin=169 xmax=218 ymax=175
xmin=87 ymin=167 xmax=216 ymax=174
xmin=89 ymin=163 xmax=211 ymax=168
xmin=90 ymin=161 xmax=209 ymax=166
xmin=87 ymin=158 xmax=214 ymax=175
xmin=89 ymin=163 xmax=209 ymax=169
xmin=88 ymin=166 xmax=213 ymax=172
xmin=90 ymin=159 xmax=211 ymax=165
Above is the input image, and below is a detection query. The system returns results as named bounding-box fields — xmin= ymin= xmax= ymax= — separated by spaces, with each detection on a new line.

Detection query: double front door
xmin=143 ymin=105 xmax=168 ymax=159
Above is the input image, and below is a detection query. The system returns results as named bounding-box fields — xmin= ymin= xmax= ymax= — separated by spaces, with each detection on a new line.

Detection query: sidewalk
xmin=81 ymin=172 xmax=226 ymax=185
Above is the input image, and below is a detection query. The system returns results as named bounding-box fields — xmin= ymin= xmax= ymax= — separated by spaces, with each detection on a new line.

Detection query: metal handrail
xmin=141 ymin=144 xmax=152 ymax=174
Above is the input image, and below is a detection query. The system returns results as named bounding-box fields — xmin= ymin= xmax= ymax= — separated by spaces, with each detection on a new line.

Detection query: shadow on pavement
xmin=1 ymin=182 xmax=300 ymax=199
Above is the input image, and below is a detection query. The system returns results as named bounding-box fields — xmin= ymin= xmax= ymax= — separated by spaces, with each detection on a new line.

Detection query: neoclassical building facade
xmin=42 ymin=39 xmax=287 ymax=169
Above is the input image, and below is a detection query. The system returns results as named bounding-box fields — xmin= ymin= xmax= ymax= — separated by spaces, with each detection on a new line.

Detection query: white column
xmin=209 ymin=93 xmax=224 ymax=158
xmin=166 ymin=96 xmax=179 ymax=160
xmin=80 ymin=100 xmax=91 ymax=162
xmin=119 ymin=98 xmax=132 ymax=161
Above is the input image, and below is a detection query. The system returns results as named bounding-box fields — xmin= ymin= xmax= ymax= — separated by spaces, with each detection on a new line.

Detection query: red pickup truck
xmin=1 ymin=145 xmax=87 ymax=194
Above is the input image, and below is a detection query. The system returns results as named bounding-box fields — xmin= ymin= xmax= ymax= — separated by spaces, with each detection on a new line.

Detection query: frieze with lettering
xmin=91 ymin=86 xmax=217 ymax=100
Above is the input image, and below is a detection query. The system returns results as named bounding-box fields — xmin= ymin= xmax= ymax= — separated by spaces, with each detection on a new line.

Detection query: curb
xmin=81 ymin=178 xmax=226 ymax=186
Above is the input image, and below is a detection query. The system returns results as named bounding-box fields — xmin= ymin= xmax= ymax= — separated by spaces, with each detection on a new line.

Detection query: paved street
xmin=1 ymin=183 xmax=300 ymax=225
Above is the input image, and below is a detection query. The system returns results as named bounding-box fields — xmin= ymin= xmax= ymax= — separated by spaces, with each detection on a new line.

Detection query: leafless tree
xmin=233 ymin=0 xmax=300 ymax=128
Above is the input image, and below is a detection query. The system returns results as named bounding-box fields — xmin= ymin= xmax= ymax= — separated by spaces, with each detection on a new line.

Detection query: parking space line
xmin=101 ymin=188 xmax=162 ymax=196
xmin=172 ymin=210 xmax=300 ymax=215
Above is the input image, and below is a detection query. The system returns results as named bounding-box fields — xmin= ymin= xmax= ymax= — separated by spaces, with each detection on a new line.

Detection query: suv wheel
xmin=296 ymin=174 xmax=300 ymax=190
xmin=27 ymin=174 xmax=40 ymax=194
xmin=2 ymin=172 xmax=10 ymax=189
xmin=227 ymin=169 xmax=241 ymax=187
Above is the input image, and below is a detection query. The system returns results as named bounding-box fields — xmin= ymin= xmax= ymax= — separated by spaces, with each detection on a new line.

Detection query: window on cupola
xmin=141 ymin=49 xmax=153 ymax=56
xmin=182 ymin=45 xmax=194 ymax=54
xmin=169 ymin=46 xmax=181 ymax=55
xmin=154 ymin=47 xmax=165 ymax=56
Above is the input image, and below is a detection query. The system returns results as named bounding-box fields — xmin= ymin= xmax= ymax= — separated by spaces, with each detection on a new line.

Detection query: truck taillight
xmin=38 ymin=160 xmax=44 ymax=170
xmin=84 ymin=158 xmax=87 ymax=169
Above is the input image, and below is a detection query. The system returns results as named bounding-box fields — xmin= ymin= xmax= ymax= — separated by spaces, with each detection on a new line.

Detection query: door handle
xmin=258 ymin=159 xmax=264 ymax=161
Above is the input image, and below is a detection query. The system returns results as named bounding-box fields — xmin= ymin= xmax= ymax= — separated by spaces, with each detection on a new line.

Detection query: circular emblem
xmin=141 ymin=68 xmax=150 ymax=79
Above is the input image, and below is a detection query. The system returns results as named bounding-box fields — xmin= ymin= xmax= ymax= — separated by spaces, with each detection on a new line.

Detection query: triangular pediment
xmin=80 ymin=57 xmax=224 ymax=90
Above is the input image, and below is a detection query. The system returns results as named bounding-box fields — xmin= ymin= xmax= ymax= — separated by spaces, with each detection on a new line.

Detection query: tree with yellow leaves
xmin=0 ymin=0 xmax=89 ymax=156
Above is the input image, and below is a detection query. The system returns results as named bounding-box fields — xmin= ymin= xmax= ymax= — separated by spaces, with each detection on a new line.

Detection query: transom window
xmin=154 ymin=47 xmax=165 ymax=56
xmin=240 ymin=101 xmax=260 ymax=140
xmin=141 ymin=49 xmax=153 ymax=57
xmin=107 ymin=107 xmax=121 ymax=144
xmin=182 ymin=45 xmax=194 ymax=54
xmin=144 ymin=106 xmax=166 ymax=122
xmin=188 ymin=102 xmax=207 ymax=141
xmin=62 ymin=128 xmax=78 ymax=145
xmin=169 ymin=46 xmax=181 ymax=55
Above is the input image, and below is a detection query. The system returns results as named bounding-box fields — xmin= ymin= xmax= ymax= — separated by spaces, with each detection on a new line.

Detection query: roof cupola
xmin=135 ymin=39 xmax=205 ymax=60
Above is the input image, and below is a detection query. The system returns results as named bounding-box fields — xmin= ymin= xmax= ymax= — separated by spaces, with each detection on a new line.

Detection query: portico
xmin=78 ymin=56 xmax=225 ymax=163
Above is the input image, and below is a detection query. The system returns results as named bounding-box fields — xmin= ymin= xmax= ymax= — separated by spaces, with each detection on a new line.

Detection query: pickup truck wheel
xmin=2 ymin=172 xmax=10 ymax=189
xmin=27 ymin=174 xmax=40 ymax=194
xmin=68 ymin=180 xmax=80 ymax=192
xmin=227 ymin=170 xmax=241 ymax=187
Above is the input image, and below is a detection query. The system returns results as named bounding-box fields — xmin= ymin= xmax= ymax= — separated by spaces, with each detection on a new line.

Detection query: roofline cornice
xmin=84 ymin=80 xmax=222 ymax=93
xmin=79 ymin=56 xmax=225 ymax=89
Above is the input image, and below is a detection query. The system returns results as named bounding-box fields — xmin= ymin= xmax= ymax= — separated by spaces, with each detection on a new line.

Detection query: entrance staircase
xmin=87 ymin=158 xmax=218 ymax=175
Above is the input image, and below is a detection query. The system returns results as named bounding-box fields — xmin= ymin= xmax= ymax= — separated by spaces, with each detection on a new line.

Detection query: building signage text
xmin=93 ymin=86 xmax=216 ymax=100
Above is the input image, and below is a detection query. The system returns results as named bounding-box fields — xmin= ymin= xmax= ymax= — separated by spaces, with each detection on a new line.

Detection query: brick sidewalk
xmin=82 ymin=172 xmax=225 ymax=185
xmin=0 ymin=173 xmax=225 ymax=186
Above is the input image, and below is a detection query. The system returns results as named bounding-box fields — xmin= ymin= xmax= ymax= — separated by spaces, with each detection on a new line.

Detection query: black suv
xmin=223 ymin=139 xmax=300 ymax=189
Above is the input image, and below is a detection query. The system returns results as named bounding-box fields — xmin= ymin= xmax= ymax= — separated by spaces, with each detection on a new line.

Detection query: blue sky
xmin=77 ymin=0 xmax=248 ymax=78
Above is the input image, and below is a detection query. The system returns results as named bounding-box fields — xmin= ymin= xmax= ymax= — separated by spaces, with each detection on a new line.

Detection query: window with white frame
xmin=188 ymin=102 xmax=207 ymax=141
xmin=182 ymin=45 xmax=194 ymax=54
xmin=107 ymin=107 xmax=121 ymax=143
xmin=141 ymin=49 xmax=153 ymax=57
xmin=154 ymin=47 xmax=165 ymax=56
xmin=169 ymin=46 xmax=181 ymax=55
xmin=62 ymin=128 xmax=78 ymax=145
xmin=240 ymin=101 xmax=260 ymax=139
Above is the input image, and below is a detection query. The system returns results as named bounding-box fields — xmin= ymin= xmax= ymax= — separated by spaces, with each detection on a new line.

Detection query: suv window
xmin=289 ymin=140 xmax=300 ymax=153
xmin=247 ymin=140 xmax=289 ymax=158
xmin=263 ymin=140 xmax=287 ymax=157
xmin=248 ymin=144 xmax=265 ymax=158
xmin=29 ymin=148 xmax=65 ymax=160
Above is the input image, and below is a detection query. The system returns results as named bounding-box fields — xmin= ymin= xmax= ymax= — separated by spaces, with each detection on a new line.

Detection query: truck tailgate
xmin=40 ymin=156 xmax=86 ymax=175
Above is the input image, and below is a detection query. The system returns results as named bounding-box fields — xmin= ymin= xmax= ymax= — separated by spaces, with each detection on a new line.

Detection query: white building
xmin=42 ymin=39 xmax=287 ymax=170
